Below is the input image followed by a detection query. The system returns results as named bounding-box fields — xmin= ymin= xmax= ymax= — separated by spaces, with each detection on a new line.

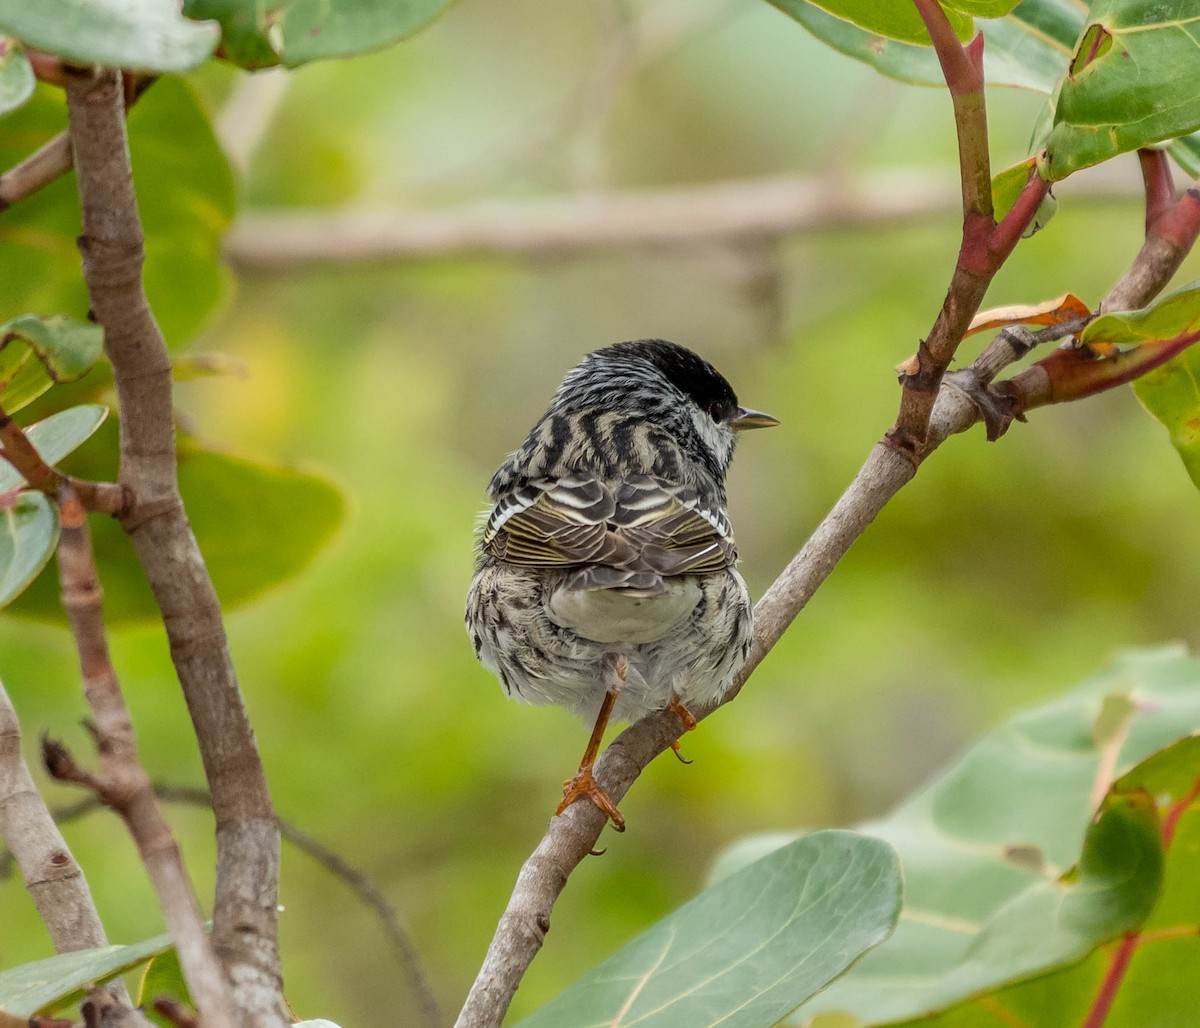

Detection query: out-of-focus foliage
xmin=0 ymin=39 xmax=32 ymax=117
xmin=7 ymin=417 xmax=348 ymax=623
xmin=0 ymin=0 xmax=457 ymax=73
xmin=0 ymin=0 xmax=1199 ymax=1025
xmin=0 ymin=78 xmax=233 ymax=347
xmin=0 ymin=406 xmax=106 ymax=606
xmin=0 ymin=0 xmax=217 ymax=73
xmin=182 ymin=0 xmax=460 ymax=69
xmin=718 ymin=647 xmax=1200 ymax=1025
xmin=0 ymin=932 xmax=171 ymax=1018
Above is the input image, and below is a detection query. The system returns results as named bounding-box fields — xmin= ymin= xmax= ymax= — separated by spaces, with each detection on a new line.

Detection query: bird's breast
xmin=546 ymin=578 xmax=702 ymax=644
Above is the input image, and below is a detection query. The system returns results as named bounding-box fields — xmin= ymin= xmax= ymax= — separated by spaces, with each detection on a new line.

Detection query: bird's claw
xmin=557 ymin=767 xmax=625 ymax=831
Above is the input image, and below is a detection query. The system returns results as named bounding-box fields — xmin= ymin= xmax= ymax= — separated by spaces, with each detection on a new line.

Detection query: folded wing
xmin=483 ymin=473 xmax=736 ymax=590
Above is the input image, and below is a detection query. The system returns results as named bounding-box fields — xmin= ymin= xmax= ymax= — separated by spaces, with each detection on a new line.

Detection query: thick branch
xmin=457 ymin=172 xmax=1200 ymax=1028
xmin=48 ymin=484 xmax=234 ymax=1028
xmin=62 ymin=67 xmax=287 ymax=1026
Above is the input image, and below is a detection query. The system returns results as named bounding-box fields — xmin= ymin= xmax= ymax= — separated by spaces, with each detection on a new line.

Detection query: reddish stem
xmin=1161 ymin=773 xmax=1200 ymax=848
xmin=1138 ymin=149 xmax=1176 ymax=236
xmin=1081 ymin=772 xmax=1200 ymax=1027
xmin=1082 ymin=932 xmax=1139 ymax=1028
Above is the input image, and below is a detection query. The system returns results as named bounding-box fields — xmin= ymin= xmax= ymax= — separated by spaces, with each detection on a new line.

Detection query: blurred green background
xmin=3 ymin=0 xmax=1200 ymax=1024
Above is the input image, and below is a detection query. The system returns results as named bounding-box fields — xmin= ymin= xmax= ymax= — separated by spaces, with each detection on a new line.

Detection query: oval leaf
xmin=0 ymin=37 xmax=32 ymax=116
xmin=0 ymin=491 xmax=56 ymax=607
xmin=767 ymin=0 xmax=974 ymax=47
xmin=518 ymin=831 xmax=900 ymax=1028
xmin=0 ymin=405 xmax=108 ymax=493
xmin=0 ymin=79 xmax=234 ymax=350
xmin=181 ymin=0 xmax=459 ymax=69
xmin=0 ymin=0 xmax=217 ymax=73
xmin=7 ymin=422 xmax=346 ymax=623
xmin=719 ymin=647 xmax=1200 ymax=1026
xmin=1082 ymin=280 xmax=1200 ymax=349
xmin=773 ymin=0 xmax=1077 ymax=92
xmin=0 ymin=314 xmax=104 ymax=412
xmin=1038 ymin=1 xmax=1200 ymax=180
xmin=0 ymin=933 xmax=172 ymax=1017
xmin=1127 ymin=283 xmax=1200 ymax=491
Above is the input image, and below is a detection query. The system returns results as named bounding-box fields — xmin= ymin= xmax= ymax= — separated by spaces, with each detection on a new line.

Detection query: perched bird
xmin=465 ymin=339 xmax=777 ymax=829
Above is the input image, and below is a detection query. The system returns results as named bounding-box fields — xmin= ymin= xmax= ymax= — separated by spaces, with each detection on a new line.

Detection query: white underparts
xmin=547 ymin=579 xmax=702 ymax=644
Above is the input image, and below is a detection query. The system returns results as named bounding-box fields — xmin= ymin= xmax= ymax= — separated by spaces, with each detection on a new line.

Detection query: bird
xmin=465 ymin=339 xmax=778 ymax=830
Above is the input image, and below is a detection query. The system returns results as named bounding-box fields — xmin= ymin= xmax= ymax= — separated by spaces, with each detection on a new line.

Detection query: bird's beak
xmin=731 ymin=407 xmax=780 ymax=431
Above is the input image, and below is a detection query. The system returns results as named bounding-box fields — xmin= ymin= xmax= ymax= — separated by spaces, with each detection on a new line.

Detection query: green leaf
xmin=519 ymin=831 xmax=900 ymax=1028
xmin=1127 ymin=286 xmax=1200 ymax=490
xmin=181 ymin=0 xmax=460 ymax=69
xmin=0 ymin=314 xmax=104 ymax=413
xmin=0 ymin=932 xmax=171 ymax=1017
xmin=0 ymin=38 xmax=32 ymax=116
xmin=0 ymin=0 xmax=217 ymax=74
xmin=1083 ymin=279 xmax=1200 ymax=348
xmin=1037 ymin=1 xmax=1200 ymax=180
xmin=990 ymin=157 xmax=1057 ymax=232
xmin=6 ymin=419 xmax=346 ymax=623
xmin=767 ymin=0 xmax=974 ymax=47
xmin=1168 ymin=132 xmax=1200 ymax=177
xmin=719 ymin=647 xmax=1200 ymax=1025
xmin=0 ymin=405 xmax=109 ymax=494
xmin=0 ymin=492 xmax=56 ymax=608
xmin=885 ymin=735 xmax=1200 ymax=1026
xmin=0 ymin=78 xmax=234 ymax=348
xmin=944 ymin=0 xmax=1022 ymax=17
xmin=774 ymin=0 xmax=1079 ymax=92
xmin=137 ymin=950 xmax=190 ymax=1028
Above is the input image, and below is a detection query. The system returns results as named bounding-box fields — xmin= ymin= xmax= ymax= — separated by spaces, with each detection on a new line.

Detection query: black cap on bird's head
xmin=558 ymin=339 xmax=779 ymax=433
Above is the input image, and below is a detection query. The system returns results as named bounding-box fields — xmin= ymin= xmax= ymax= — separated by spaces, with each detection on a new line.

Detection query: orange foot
xmin=669 ymin=696 xmax=698 ymax=732
xmin=556 ymin=766 xmax=625 ymax=832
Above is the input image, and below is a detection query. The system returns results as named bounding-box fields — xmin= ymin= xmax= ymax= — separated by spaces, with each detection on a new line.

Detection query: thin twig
xmin=46 ymin=482 xmax=234 ymax=1028
xmin=455 ymin=172 xmax=1200 ymax=1028
xmin=0 ymin=402 xmax=128 ymax=515
xmin=0 ymin=74 xmax=152 ymax=214
xmin=62 ymin=66 xmax=287 ymax=1025
xmin=0 ymin=133 xmax=72 ymax=213
xmin=0 ymin=784 xmax=442 ymax=1028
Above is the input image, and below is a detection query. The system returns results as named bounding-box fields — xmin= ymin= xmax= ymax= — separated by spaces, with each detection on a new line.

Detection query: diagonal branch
xmin=456 ymin=172 xmax=1200 ymax=1028
xmin=62 ymin=66 xmax=288 ymax=1026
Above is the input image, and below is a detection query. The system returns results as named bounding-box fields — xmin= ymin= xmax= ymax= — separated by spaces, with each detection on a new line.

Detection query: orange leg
xmin=556 ymin=654 xmax=627 ymax=831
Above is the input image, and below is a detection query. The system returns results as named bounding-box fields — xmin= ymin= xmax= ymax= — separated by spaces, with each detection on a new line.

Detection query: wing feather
xmin=483 ymin=473 xmax=736 ymax=583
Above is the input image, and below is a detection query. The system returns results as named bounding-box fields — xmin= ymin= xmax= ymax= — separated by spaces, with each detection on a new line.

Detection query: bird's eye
xmin=706 ymin=400 xmax=726 ymax=422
